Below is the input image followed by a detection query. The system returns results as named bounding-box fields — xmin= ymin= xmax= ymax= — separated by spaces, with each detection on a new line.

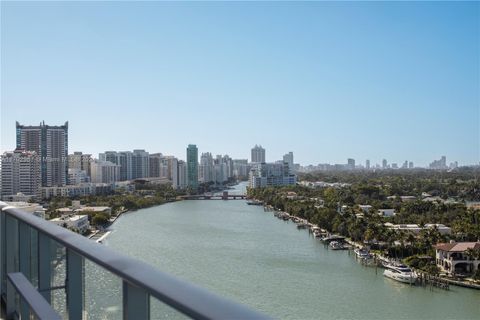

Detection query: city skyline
xmin=2 ymin=120 xmax=471 ymax=169
xmin=1 ymin=2 xmax=478 ymax=166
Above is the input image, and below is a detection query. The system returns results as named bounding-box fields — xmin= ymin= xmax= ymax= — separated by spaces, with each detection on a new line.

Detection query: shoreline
xmin=259 ymin=201 xmax=480 ymax=291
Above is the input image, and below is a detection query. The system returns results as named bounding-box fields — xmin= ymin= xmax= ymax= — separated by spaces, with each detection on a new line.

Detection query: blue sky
xmin=1 ymin=1 xmax=479 ymax=166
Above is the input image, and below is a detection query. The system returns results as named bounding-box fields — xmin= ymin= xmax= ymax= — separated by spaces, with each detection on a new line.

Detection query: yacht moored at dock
xmin=329 ymin=241 xmax=349 ymax=250
xmin=354 ymin=248 xmax=372 ymax=259
xmin=246 ymin=200 xmax=263 ymax=205
xmin=383 ymin=263 xmax=418 ymax=284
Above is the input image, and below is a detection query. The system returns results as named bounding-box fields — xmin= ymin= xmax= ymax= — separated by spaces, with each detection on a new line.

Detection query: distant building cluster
xmin=429 ymin=156 xmax=458 ymax=170
xmin=297 ymin=155 xmax=461 ymax=173
xmin=1 ymin=121 xmax=299 ymax=198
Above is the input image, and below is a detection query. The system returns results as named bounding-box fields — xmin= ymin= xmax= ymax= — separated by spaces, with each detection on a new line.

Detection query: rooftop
xmin=435 ymin=242 xmax=480 ymax=252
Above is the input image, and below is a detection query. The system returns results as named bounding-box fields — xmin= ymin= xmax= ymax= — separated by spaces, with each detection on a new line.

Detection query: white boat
xmin=329 ymin=241 xmax=348 ymax=250
xmin=383 ymin=264 xmax=417 ymax=284
xmin=354 ymin=248 xmax=372 ymax=259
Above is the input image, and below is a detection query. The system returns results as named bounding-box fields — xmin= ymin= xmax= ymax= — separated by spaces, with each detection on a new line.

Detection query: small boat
xmin=329 ymin=241 xmax=348 ymax=250
xmin=383 ymin=264 xmax=417 ymax=284
xmin=354 ymin=248 xmax=372 ymax=259
xmin=246 ymin=200 xmax=263 ymax=206
xmin=322 ymin=235 xmax=346 ymax=243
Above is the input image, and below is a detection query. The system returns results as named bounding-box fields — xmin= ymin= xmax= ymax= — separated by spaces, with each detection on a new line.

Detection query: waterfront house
xmin=435 ymin=242 xmax=480 ymax=276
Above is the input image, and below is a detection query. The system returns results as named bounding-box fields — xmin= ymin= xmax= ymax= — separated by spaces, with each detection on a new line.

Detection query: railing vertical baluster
xmin=38 ymin=231 xmax=52 ymax=304
xmin=123 ymin=280 xmax=150 ymax=320
xmin=5 ymin=215 xmax=19 ymax=317
xmin=19 ymin=221 xmax=32 ymax=319
xmin=0 ymin=208 xmax=5 ymax=299
xmin=66 ymin=248 xmax=84 ymax=320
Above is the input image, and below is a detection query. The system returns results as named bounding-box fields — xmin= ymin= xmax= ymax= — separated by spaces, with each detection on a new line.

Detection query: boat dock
xmin=416 ymin=272 xmax=450 ymax=290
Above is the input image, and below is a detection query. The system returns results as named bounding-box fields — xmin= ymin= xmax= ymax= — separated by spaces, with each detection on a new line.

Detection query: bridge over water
xmin=181 ymin=191 xmax=246 ymax=200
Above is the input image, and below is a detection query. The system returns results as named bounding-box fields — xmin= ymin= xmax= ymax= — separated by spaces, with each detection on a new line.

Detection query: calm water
xmin=85 ymin=183 xmax=480 ymax=319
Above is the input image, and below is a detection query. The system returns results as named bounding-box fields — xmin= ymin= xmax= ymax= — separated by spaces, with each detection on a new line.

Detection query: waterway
xmin=84 ymin=182 xmax=480 ymax=319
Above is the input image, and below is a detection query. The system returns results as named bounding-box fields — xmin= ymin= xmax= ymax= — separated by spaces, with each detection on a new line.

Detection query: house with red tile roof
xmin=435 ymin=242 xmax=480 ymax=275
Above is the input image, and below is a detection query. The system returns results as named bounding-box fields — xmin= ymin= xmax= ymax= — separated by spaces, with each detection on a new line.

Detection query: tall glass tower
xmin=186 ymin=144 xmax=198 ymax=191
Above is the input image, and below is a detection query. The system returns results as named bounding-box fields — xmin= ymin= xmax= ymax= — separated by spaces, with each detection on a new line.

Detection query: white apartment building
xmin=249 ymin=162 xmax=296 ymax=188
xmin=1 ymin=149 xmax=41 ymax=200
xmin=90 ymin=160 xmax=120 ymax=184
xmin=68 ymin=168 xmax=90 ymax=185
xmin=51 ymin=214 xmax=90 ymax=234
xmin=173 ymin=160 xmax=187 ymax=190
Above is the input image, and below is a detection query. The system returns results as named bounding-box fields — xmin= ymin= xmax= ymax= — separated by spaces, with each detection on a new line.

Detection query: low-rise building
xmin=466 ymin=201 xmax=480 ymax=210
xmin=385 ymin=223 xmax=451 ymax=235
xmin=435 ymin=242 xmax=480 ymax=275
xmin=56 ymin=203 xmax=112 ymax=217
xmin=378 ymin=209 xmax=396 ymax=217
xmin=387 ymin=196 xmax=416 ymax=202
xmin=40 ymin=183 xmax=115 ymax=199
xmin=424 ymin=224 xmax=452 ymax=235
xmin=56 ymin=207 xmax=75 ymax=215
xmin=4 ymin=201 xmax=46 ymax=219
xmin=76 ymin=206 xmax=111 ymax=216
xmin=50 ymin=214 xmax=90 ymax=234
xmin=1 ymin=192 xmax=35 ymax=202
xmin=358 ymin=205 xmax=372 ymax=213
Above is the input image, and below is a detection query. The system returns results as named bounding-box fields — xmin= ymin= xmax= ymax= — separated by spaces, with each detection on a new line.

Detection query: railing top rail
xmin=7 ymin=272 xmax=62 ymax=320
xmin=1 ymin=203 xmax=270 ymax=320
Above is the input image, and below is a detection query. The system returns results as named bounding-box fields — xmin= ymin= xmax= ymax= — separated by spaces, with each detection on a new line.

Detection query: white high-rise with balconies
xmin=249 ymin=162 xmax=296 ymax=188
xmin=174 ymin=160 xmax=187 ymax=190
xmin=1 ymin=149 xmax=41 ymax=199
xmin=16 ymin=121 xmax=68 ymax=187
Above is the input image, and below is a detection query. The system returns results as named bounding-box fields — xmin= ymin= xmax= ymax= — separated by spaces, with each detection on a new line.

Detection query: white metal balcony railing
xmin=0 ymin=202 xmax=269 ymax=320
